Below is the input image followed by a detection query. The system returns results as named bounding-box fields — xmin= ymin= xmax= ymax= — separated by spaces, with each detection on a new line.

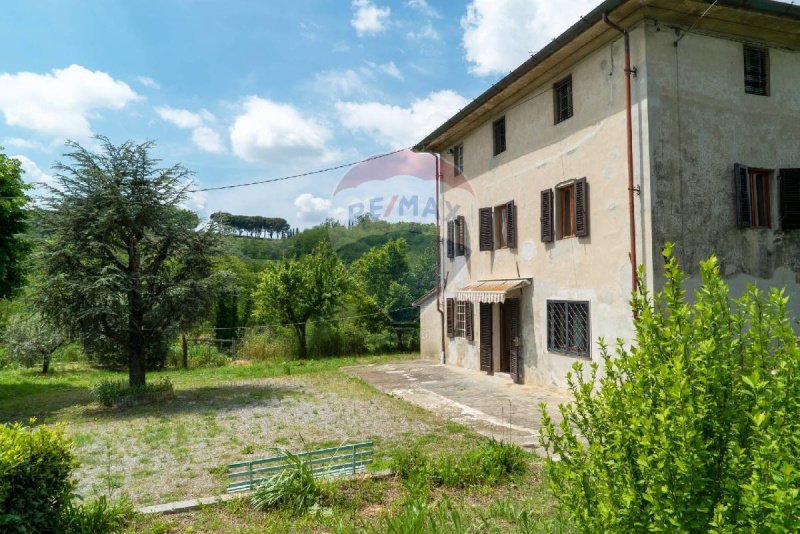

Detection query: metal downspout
xmin=434 ymin=153 xmax=446 ymax=362
xmin=603 ymin=13 xmax=639 ymax=296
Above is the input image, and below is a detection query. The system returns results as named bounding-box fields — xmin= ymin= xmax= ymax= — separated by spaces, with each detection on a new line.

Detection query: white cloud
xmin=294 ymin=193 xmax=333 ymax=221
xmin=136 ymin=76 xmax=161 ymax=89
xmin=230 ymin=96 xmax=336 ymax=163
xmin=2 ymin=137 xmax=42 ymax=150
xmin=12 ymin=154 xmax=55 ymax=188
xmin=407 ymin=22 xmax=440 ymax=42
xmin=351 ymin=0 xmax=391 ymax=36
xmin=0 ymin=65 xmax=139 ymax=141
xmin=313 ymin=69 xmax=375 ymax=98
xmin=156 ymin=106 xmax=214 ymax=129
xmin=182 ymin=188 xmax=208 ymax=213
xmin=373 ymin=61 xmax=404 ymax=81
xmin=407 ymin=0 xmax=439 ymax=19
xmin=191 ymin=126 xmax=225 ymax=154
xmin=156 ymin=106 xmax=224 ymax=153
xmin=336 ymin=90 xmax=468 ymax=149
xmin=461 ymin=0 xmax=598 ymax=76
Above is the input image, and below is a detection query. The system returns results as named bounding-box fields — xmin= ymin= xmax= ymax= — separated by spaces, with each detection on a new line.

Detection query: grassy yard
xmin=0 ymin=355 xmax=570 ymax=532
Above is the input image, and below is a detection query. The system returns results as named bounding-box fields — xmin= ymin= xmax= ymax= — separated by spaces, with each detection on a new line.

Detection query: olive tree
xmin=35 ymin=138 xmax=225 ymax=386
xmin=4 ymin=312 xmax=66 ymax=373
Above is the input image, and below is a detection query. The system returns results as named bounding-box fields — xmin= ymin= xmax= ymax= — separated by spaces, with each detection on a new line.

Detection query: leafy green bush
xmin=60 ymin=496 xmax=134 ymax=533
xmin=541 ymin=247 xmax=800 ymax=532
xmin=166 ymin=342 xmax=229 ymax=369
xmin=250 ymin=449 xmax=323 ymax=515
xmin=92 ymin=377 xmax=174 ymax=407
xmin=0 ymin=420 xmax=76 ymax=533
xmin=390 ymin=439 xmax=528 ymax=488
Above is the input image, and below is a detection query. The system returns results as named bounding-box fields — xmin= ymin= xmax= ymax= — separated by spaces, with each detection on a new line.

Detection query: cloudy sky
xmin=0 ymin=0 xmax=640 ymax=225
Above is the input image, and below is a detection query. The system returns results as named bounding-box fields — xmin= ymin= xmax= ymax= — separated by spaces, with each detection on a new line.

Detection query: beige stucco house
xmin=414 ymin=0 xmax=800 ymax=388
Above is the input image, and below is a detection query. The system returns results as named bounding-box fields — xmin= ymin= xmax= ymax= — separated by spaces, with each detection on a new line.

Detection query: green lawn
xmin=0 ymin=354 xmax=571 ymax=532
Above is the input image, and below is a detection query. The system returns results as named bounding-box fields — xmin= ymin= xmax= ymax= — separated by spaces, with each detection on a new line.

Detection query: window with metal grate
xmin=744 ymin=46 xmax=769 ymax=96
xmin=547 ymin=301 xmax=590 ymax=357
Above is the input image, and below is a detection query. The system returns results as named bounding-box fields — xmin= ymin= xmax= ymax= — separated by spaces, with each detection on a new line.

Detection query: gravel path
xmin=68 ymin=371 xmax=437 ymax=505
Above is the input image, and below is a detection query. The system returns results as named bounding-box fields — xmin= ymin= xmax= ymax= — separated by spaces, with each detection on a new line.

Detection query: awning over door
xmin=456 ymin=279 xmax=531 ymax=303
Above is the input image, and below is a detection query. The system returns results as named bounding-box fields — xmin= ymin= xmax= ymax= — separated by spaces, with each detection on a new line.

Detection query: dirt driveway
xmin=346 ymin=360 xmax=572 ymax=453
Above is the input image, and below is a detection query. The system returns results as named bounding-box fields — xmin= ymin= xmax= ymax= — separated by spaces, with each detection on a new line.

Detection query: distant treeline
xmin=210 ymin=212 xmax=297 ymax=239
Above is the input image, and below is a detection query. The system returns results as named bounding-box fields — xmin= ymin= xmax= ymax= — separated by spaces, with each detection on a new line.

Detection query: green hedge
xmin=0 ymin=420 xmax=76 ymax=533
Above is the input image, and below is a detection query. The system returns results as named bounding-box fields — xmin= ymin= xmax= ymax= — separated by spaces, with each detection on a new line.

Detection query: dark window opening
xmin=780 ymin=169 xmax=800 ymax=230
xmin=554 ymin=76 xmax=573 ymax=124
xmin=494 ymin=203 xmax=508 ymax=248
xmin=750 ymin=170 xmax=771 ymax=228
xmin=547 ymin=301 xmax=589 ymax=357
xmin=744 ymin=46 xmax=769 ymax=96
xmin=558 ymin=184 xmax=575 ymax=239
xmin=453 ymin=144 xmax=464 ymax=176
xmin=493 ymin=117 xmax=506 ymax=156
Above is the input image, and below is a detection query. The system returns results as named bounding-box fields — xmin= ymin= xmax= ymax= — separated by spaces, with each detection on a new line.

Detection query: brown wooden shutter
xmin=446 ymin=220 xmax=455 ymax=258
xmin=465 ymin=302 xmax=474 ymax=341
xmin=479 ymin=208 xmax=493 ymax=251
xmin=574 ymin=178 xmax=589 ymax=237
xmin=780 ymin=169 xmax=800 ymax=230
xmin=540 ymin=189 xmax=554 ymax=242
xmin=507 ymin=298 xmax=522 ymax=384
xmin=506 ymin=200 xmax=517 ymax=248
xmin=479 ymin=303 xmax=493 ymax=374
xmin=735 ymin=164 xmax=752 ymax=227
xmin=456 ymin=215 xmax=466 ymax=256
xmin=446 ymin=298 xmax=455 ymax=338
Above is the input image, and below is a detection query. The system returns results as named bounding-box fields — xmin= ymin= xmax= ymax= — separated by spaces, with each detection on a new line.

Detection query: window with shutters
xmin=493 ymin=117 xmax=506 ymax=156
xmin=557 ymin=184 xmax=575 ymax=238
xmin=454 ymin=300 xmax=473 ymax=341
xmin=735 ymin=165 xmax=772 ymax=228
xmin=780 ymin=169 xmax=800 ymax=230
xmin=555 ymin=178 xmax=588 ymax=239
xmin=453 ymin=144 xmax=464 ymax=176
xmin=554 ymin=76 xmax=573 ymax=124
xmin=446 ymin=220 xmax=455 ymax=259
xmin=494 ymin=203 xmax=509 ymax=248
xmin=541 ymin=189 xmax=554 ymax=243
xmin=744 ymin=46 xmax=769 ymax=96
xmin=547 ymin=301 xmax=590 ymax=357
xmin=479 ymin=207 xmax=494 ymax=251
xmin=455 ymin=215 xmax=466 ymax=256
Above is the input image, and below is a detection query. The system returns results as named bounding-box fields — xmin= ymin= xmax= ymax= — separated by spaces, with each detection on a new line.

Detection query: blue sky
xmin=3 ymin=0 xmax=778 ymax=227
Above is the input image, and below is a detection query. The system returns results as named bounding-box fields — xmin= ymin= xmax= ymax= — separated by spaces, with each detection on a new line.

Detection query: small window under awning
xmin=456 ymin=279 xmax=531 ymax=303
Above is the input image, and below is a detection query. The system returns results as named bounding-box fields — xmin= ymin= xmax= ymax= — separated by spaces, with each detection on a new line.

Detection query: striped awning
xmin=456 ymin=279 xmax=531 ymax=303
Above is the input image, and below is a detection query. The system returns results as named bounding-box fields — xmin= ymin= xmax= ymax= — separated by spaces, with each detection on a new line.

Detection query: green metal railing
xmin=226 ymin=441 xmax=374 ymax=493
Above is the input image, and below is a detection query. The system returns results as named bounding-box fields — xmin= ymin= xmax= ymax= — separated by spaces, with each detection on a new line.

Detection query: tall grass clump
xmin=250 ymin=449 xmax=323 ymax=515
xmin=390 ymin=439 xmax=528 ymax=488
xmin=166 ymin=341 xmax=229 ymax=369
xmin=236 ymin=328 xmax=296 ymax=361
xmin=541 ymin=245 xmax=800 ymax=532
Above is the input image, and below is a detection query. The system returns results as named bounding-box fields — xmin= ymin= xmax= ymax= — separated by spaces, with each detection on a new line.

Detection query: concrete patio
xmin=345 ymin=359 xmax=573 ymax=453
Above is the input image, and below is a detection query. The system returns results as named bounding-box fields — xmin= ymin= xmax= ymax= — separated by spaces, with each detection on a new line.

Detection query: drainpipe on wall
xmin=434 ymin=153 xmax=446 ymax=363
xmin=603 ymin=13 xmax=639 ymax=296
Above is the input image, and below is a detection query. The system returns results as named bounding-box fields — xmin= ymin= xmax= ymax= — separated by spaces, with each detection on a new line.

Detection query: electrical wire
xmin=675 ymin=0 xmax=719 ymax=45
xmin=187 ymin=146 xmax=412 ymax=193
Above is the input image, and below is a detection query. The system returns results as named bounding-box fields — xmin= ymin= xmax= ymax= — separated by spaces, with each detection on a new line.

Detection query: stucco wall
xmin=439 ymin=25 xmax=651 ymax=387
xmin=418 ymin=296 xmax=442 ymax=361
xmin=645 ymin=22 xmax=800 ymax=316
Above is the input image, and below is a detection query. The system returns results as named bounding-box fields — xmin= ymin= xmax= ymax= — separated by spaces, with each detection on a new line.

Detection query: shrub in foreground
xmin=92 ymin=377 xmax=174 ymax=407
xmin=251 ymin=449 xmax=324 ymax=515
xmin=60 ymin=496 xmax=135 ymax=534
xmin=541 ymin=247 xmax=800 ymax=532
xmin=0 ymin=420 xmax=76 ymax=532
